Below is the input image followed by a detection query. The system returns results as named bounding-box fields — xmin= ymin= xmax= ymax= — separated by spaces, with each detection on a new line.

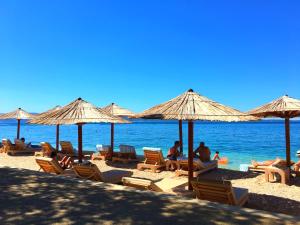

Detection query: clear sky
xmin=0 ymin=0 xmax=299 ymax=113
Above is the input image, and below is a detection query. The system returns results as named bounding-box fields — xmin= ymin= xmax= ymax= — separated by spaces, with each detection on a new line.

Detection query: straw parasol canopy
xmin=29 ymin=98 xmax=128 ymax=161
xmin=138 ymin=89 xmax=258 ymax=190
xmin=248 ymin=95 xmax=300 ymax=167
xmin=102 ymin=103 xmax=136 ymax=117
xmin=0 ymin=108 xmax=35 ymax=139
xmin=101 ymin=103 xmax=135 ymax=156
xmin=138 ymin=89 xmax=257 ymax=121
xmin=32 ymin=105 xmax=62 ymax=150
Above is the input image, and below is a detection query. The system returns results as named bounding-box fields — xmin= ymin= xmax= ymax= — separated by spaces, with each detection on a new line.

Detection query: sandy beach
xmin=0 ymin=153 xmax=299 ymax=217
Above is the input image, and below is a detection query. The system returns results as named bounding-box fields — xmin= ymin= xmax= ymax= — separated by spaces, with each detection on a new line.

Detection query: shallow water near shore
xmin=0 ymin=119 xmax=299 ymax=170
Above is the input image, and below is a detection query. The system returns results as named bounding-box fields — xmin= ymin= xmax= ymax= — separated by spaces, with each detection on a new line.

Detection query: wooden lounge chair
xmin=137 ymin=147 xmax=166 ymax=173
xmin=91 ymin=145 xmax=111 ymax=161
xmin=191 ymin=178 xmax=249 ymax=206
xmin=60 ymin=141 xmax=76 ymax=157
xmin=264 ymin=166 xmax=290 ymax=184
xmin=122 ymin=177 xmax=188 ymax=194
xmin=2 ymin=139 xmax=16 ymax=154
xmin=35 ymin=157 xmax=64 ymax=174
xmin=248 ymin=159 xmax=293 ymax=172
xmin=175 ymin=159 xmax=217 ymax=177
xmin=39 ymin=142 xmax=56 ymax=157
xmin=73 ymin=163 xmax=133 ymax=184
xmin=13 ymin=139 xmax=40 ymax=155
xmin=112 ymin=145 xmax=139 ymax=163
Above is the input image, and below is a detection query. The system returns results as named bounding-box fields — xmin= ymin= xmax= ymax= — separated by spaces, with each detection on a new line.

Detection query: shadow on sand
xmin=0 ymin=167 xmax=298 ymax=225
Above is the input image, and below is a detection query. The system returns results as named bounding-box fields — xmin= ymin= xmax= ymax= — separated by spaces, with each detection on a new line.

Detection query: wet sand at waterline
xmin=0 ymin=153 xmax=299 ymax=216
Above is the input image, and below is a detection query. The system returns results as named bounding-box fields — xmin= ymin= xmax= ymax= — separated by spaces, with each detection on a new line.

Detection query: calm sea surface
xmin=1 ymin=119 xmax=299 ymax=170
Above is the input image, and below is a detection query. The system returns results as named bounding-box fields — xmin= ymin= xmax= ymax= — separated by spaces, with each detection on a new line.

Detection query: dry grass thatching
xmin=0 ymin=108 xmax=35 ymax=120
xmin=28 ymin=98 xmax=129 ymax=125
xmin=137 ymin=89 xmax=258 ymax=122
xmin=36 ymin=105 xmax=62 ymax=117
xmin=248 ymin=95 xmax=300 ymax=118
xmin=102 ymin=103 xmax=135 ymax=117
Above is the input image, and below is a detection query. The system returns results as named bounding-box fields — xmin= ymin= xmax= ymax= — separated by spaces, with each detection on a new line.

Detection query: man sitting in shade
xmin=194 ymin=142 xmax=211 ymax=162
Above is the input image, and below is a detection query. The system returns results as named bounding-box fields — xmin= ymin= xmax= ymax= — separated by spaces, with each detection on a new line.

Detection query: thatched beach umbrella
xmin=138 ymin=89 xmax=258 ymax=190
xmin=102 ymin=103 xmax=135 ymax=156
xmin=29 ymin=98 xmax=128 ymax=162
xmin=248 ymin=95 xmax=300 ymax=167
xmin=34 ymin=105 xmax=62 ymax=150
xmin=0 ymin=108 xmax=35 ymax=139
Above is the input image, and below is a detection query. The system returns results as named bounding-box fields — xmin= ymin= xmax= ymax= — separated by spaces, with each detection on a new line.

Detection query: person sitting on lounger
xmin=166 ymin=141 xmax=181 ymax=170
xmin=167 ymin=141 xmax=180 ymax=161
xmin=50 ymin=151 xmax=72 ymax=169
xmin=21 ymin=137 xmax=32 ymax=148
xmin=194 ymin=142 xmax=211 ymax=162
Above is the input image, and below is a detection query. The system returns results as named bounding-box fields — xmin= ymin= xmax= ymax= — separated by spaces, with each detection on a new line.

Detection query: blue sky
xmin=0 ymin=1 xmax=299 ymax=113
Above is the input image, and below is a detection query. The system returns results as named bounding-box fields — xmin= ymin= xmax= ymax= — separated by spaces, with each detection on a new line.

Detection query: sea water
xmin=0 ymin=119 xmax=299 ymax=170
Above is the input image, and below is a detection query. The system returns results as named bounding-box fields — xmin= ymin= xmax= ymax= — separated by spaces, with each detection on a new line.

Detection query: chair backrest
xmin=96 ymin=144 xmax=111 ymax=156
xmin=120 ymin=145 xmax=136 ymax=158
xmin=2 ymin=139 xmax=14 ymax=150
xmin=122 ymin=177 xmax=153 ymax=190
xmin=191 ymin=178 xmax=236 ymax=205
xmin=36 ymin=157 xmax=64 ymax=174
xmin=143 ymin=147 xmax=164 ymax=165
xmin=60 ymin=141 xmax=75 ymax=155
xmin=40 ymin=142 xmax=55 ymax=157
xmin=14 ymin=139 xmax=26 ymax=150
xmin=73 ymin=164 xmax=103 ymax=181
xmin=120 ymin=145 xmax=135 ymax=153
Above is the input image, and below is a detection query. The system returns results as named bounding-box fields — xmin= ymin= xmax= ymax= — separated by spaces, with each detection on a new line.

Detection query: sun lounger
xmin=264 ymin=166 xmax=290 ymax=184
xmin=122 ymin=177 xmax=188 ymax=194
xmin=248 ymin=159 xmax=294 ymax=172
xmin=14 ymin=138 xmax=41 ymax=154
xmin=73 ymin=163 xmax=133 ymax=183
xmin=112 ymin=145 xmax=139 ymax=163
xmin=2 ymin=139 xmax=16 ymax=154
xmin=60 ymin=141 xmax=76 ymax=157
xmin=137 ymin=147 xmax=166 ymax=173
xmin=39 ymin=142 xmax=56 ymax=157
xmin=191 ymin=178 xmax=249 ymax=206
xmin=91 ymin=145 xmax=111 ymax=160
xmin=175 ymin=159 xmax=217 ymax=177
xmin=35 ymin=157 xmax=64 ymax=174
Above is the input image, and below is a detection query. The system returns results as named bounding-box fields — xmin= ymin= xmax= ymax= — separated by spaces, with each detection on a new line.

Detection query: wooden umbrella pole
xmin=188 ymin=120 xmax=194 ymax=190
xmin=56 ymin=125 xmax=60 ymax=151
xmin=17 ymin=119 xmax=21 ymax=139
xmin=110 ymin=123 xmax=114 ymax=159
xmin=78 ymin=124 xmax=83 ymax=163
xmin=179 ymin=120 xmax=183 ymax=154
xmin=285 ymin=118 xmax=291 ymax=167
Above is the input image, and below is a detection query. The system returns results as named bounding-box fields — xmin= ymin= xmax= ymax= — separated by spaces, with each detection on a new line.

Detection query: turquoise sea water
xmin=0 ymin=119 xmax=299 ymax=170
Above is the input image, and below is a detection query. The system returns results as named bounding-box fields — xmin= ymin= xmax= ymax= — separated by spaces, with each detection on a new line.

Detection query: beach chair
xmin=191 ymin=178 xmax=249 ymax=206
xmin=60 ymin=141 xmax=76 ymax=157
xmin=2 ymin=139 xmax=16 ymax=154
xmin=91 ymin=145 xmax=111 ymax=160
xmin=122 ymin=177 xmax=188 ymax=194
xmin=35 ymin=157 xmax=64 ymax=174
xmin=12 ymin=139 xmax=40 ymax=155
xmin=40 ymin=142 xmax=56 ymax=157
xmin=73 ymin=163 xmax=132 ymax=184
xmin=175 ymin=159 xmax=217 ymax=177
xmin=248 ymin=159 xmax=293 ymax=172
xmin=112 ymin=145 xmax=139 ymax=163
xmin=264 ymin=166 xmax=290 ymax=184
xmin=137 ymin=147 xmax=166 ymax=173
